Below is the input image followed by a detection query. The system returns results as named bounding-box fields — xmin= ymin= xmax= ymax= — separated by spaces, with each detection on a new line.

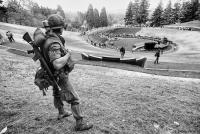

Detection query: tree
xmin=151 ymin=1 xmax=163 ymax=27
xmin=171 ymin=1 xmax=181 ymax=23
xmin=0 ymin=0 xmax=7 ymax=22
xmin=76 ymin=12 xmax=86 ymax=26
xmin=132 ymin=0 xmax=140 ymax=25
xmin=137 ymin=0 xmax=149 ymax=25
xmin=86 ymin=4 xmax=94 ymax=28
xmin=191 ymin=0 xmax=199 ymax=19
xmin=195 ymin=3 xmax=200 ymax=20
xmin=162 ymin=0 xmax=173 ymax=25
xmin=124 ymin=1 xmax=133 ymax=25
xmin=71 ymin=17 xmax=82 ymax=29
xmin=57 ymin=5 xmax=66 ymax=19
xmin=93 ymin=8 xmax=100 ymax=27
xmin=180 ymin=1 xmax=193 ymax=22
xmin=99 ymin=7 xmax=108 ymax=27
xmin=6 ymin=0 xmax=24 ymax=24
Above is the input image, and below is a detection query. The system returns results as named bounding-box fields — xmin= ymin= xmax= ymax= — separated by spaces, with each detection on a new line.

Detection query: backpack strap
xmin=42 ymin=34 xmax=63 ymax=72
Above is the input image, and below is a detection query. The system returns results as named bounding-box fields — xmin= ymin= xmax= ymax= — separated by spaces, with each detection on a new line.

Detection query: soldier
xmin=43 ymin=14 xmax=93 ymax=131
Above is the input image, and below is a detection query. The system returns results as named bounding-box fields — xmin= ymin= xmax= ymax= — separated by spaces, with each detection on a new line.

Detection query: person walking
xmin=6 ymin=31 xmax=15 ymax=42
xmin=42 ymin=14 xmax=93 ymax=131
xmin=120 ymin=46 xmax=125 ymax=58
xmin=154 ymin=49 xmax=160 ymax=64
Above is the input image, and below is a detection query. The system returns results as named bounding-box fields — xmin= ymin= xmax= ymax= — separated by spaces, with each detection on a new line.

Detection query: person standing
xmin=6 ymin=31 xmax=15 ymax=42
xmin=154 ymin=49 xmax=160 ymax=64
xmin=120 ymin=46 xmax=125 ymax=58
xmin=42 ymin=14 xmax=93 ymax=131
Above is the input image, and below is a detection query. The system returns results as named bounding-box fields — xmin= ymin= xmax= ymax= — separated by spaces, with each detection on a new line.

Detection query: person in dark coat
xmin=6 ymin=31 xmax=15 ymax=42
xmin=154 ymin=49 xmax=160 ymax=64
xmin=120 ymin=46 xmax=125 ymax=58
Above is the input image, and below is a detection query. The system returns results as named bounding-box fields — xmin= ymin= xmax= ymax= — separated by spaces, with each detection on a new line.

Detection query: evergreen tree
xmin=162 ymin=0 xmax=172 ymax=25
xmin=171 ymin=2 xmax=181 ymax=23
xmin=191 ymin=0 xmax=199 ymax=19
xmin=77 ymin=11 xmax=86 ymax=26
xmin=0 ymin=0 xmax=7 ymax=22
xmin=180 ymin=1 xmax=193 ymax=22
xmin=137 ymin=0 xmax=149 ymax=25
xmin=151 ymin=1 xmax=163 ymax=27
xmin=86 ymin=4 xmax=94 ymax=28
xmin=93 ymin=8 xmax=100 ymax=27
xmin=195 ymin=3 xmax=200 ymax=20
xmin=132 ymin=0 xmax=140 ymax=25
xmin=100 ymin=7 xmax=108 ymax=27
xmin=57 ymin=5 xmax=66 ymax=19
xmin=124 ymin=1 xmax=133 ymax=25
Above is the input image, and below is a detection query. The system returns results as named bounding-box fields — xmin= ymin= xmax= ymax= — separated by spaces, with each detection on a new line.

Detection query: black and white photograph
xmin=0 ymin=0 xmax=200 ymax=133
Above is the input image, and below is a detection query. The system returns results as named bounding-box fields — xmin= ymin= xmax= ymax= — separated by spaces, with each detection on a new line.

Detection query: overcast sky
xmin=32 ymin=0 xmax=188 ymax=13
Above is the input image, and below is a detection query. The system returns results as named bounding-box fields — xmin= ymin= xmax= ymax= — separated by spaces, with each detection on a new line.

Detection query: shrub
xmin=144 ymin=42 xmax=156 ymax=50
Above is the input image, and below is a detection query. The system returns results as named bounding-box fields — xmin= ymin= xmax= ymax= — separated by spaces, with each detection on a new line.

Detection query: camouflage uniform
xmin=43 ymin=33 xmax=83 ymax=120
xmin=43 ymin=14 xmax=92 ymax=131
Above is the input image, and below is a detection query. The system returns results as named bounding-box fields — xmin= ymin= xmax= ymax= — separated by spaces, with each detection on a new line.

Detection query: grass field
xmin=1 ymin=22 xmax=200 ymax=134
xmin=0 ymin=48 xmax=200 ymax=134
xmin=1 ymin=41 xmax=200 ymax=79
xmin=166 ymin=20 xmax=200 ymax=30
xmin=105 ymin=27 xmax=141 ymax=35
xmin=112 ymin=38 xmax=150 ymax=51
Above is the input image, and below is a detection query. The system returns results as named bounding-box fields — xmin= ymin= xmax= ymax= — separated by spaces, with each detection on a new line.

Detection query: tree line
xmin=0 ymin=0 xmax=109 ymax=29
xmin=0 ymin=0 xmax=66 ymax=27
xmin=125 ymin=0 xmax=200 ymax=27
xmin=71 ymin=4 xmax=109 ymax=29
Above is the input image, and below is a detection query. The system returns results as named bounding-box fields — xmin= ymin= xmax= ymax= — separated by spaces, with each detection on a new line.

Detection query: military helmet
xmin=47 ymin=14 xmax=65 ymax=29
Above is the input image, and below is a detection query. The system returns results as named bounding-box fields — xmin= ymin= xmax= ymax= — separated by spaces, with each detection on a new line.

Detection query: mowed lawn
xmin=0 ymin=48 xmax=200 ymax=134
xmin=112 ymin=38 xmax=149 ymax=51
xmin=105 ymin=27 xmax=141 ymax=35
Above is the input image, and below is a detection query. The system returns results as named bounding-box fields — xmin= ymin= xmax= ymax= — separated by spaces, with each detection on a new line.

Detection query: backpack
xmin=33 ymin=28 xmax=75 ymax=91
xmin=33 ymin=28 xmax=53 ymax=91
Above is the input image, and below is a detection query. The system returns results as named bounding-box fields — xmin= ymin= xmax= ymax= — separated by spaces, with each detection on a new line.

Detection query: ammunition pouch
xmin=34 ymin=67 xmax=53 ymax=91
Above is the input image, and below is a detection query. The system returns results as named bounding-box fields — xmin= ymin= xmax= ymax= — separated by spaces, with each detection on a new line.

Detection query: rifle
xmin=23 ymin=32 xmax=61 ymax=96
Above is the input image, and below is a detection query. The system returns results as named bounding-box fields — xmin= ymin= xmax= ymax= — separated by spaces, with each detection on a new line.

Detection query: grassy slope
xmin=105 ymin=27 xmax=141 ymax=34
xmin=0 ymin=49 xmax=200 ymax=134
xmin=0 ymin=23 xmax=200 ymax=78
xmin=136 ymin=28 xmax=200 ymax=64
xmin=112 ymin=38 xmax=150 ymax=51
xmin=167 ymin=20 xmax=200 ymax=28
xmin=1 ymin=41 xmax=200 ymax=79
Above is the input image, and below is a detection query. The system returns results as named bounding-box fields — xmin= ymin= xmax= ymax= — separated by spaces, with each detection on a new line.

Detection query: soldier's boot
xmin=71 ymin=104 xmax=93 ymax=131
xmin=57 ymin=106 xmax=72 ymax=120
xmin=75 ymin=118 xmax=93 ymax=131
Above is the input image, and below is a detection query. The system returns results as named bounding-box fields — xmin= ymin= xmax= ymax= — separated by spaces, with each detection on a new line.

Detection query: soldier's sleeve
xmin=48 ymin=43 xmax=61 ymax=62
